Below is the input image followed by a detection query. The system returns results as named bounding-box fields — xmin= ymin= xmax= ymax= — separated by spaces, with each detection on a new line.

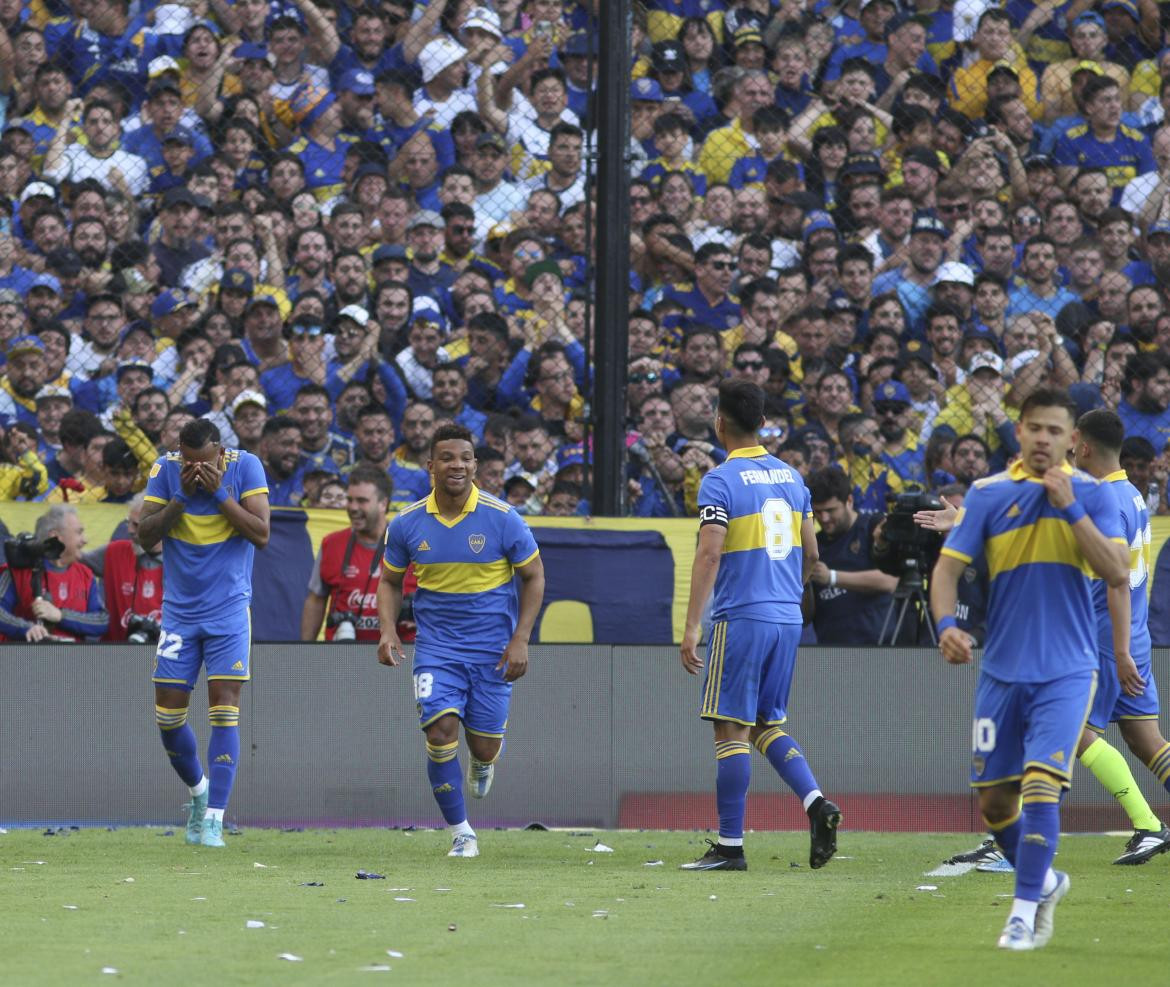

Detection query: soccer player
xmin=138 ymin=419 xmax=270 ymax=849
xmin=376 ymin=423 xmax=545 ymax=858
xmin=679 ymin=378 xmax=842 ymax=872
xmin=931 ymin=388 xmax=1130 ymax=951
xmin=1072 ymin=409 xmax=1170 ymax=865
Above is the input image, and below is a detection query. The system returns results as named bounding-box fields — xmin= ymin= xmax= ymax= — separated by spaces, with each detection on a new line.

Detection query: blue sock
xmin=986 ymin=809 xmax=1022 ymax=866
xmin=426 ymin=741 xmax=467 ymax=826
xmin=754 ymin=727 xmax=820 ymax=804
xmin=1016 ymin=773 xmax=1062 ymax=901
xmin=207 ymin=706 xmax=240 ymax=811
xmin=714 ymin=740 xmax=752 ymax=842
xmin=156 ymin=705 xmax=203 ymax=788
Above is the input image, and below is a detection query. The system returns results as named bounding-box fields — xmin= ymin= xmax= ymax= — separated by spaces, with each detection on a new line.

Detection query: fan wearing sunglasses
xmin=663 ymin=242 xmax=741 ymax=331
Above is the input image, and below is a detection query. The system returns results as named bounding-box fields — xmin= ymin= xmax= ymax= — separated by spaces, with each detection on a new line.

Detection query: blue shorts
xmin=700 ymin=619 xmax=802 ymax=727
xmin=970 ymin=670 xmax=1097 ymax=790
xmin=1090 ymin=646 xmax=1161 ymax=729
xmin=412 ymin=654 xmax=511 ymax=737
xmin=151 ymin=609 xmax=251 ymax=691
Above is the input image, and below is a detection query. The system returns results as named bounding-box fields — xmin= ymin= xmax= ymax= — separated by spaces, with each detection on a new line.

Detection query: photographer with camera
xmin=80 ymin=494 xmax=164 ymax=643
xmin=806 ymin=467 xmax=900 ymax=645
xmin=912 ymin=483 xmax=989 ymax=646
xmin=301 ymin=464 xmax=393 ymax=642
xmin=0 ymin=505 xmax=108 ymax=642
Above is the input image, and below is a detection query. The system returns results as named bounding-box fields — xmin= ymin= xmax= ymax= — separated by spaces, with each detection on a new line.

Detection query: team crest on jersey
xmin=121 ymin=582 xmax=134 ymax=595
xmin=343 ymin=565 xmax=359 ymax=578
xmin=143 ymin=581 xmax=156 ymax=599
xmin=972 ymin=756 xmax=985 ymax=777
xmin=58 ymin=584 xmax=68 ymax=601
xmin=468 ymin=534 xmax=486 ymax=554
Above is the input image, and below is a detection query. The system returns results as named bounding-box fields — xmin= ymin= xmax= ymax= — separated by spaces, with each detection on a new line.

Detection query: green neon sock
xmin=1081 ymin=737 xmax=1161 ymax=832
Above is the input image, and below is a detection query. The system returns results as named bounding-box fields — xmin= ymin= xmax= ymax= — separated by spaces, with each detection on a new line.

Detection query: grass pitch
xmin=3 ymin=827 xmax=1169 ymax=985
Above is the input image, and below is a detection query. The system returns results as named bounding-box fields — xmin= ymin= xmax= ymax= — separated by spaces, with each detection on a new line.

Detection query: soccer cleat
xmin=1113 ymin=825 xmax=1170 ymax=865
xmin=466 ymin=759 xmax=495 ymax=800
xmin=1033 ymin=870 xmax=1070 ymax=948
xmin=200 ymin=816 xmax=226 ymax=848
xmin=679 ymin=839 xmax=747 ymax=871
xmin=945 ymin=838 xmax=1000 ymax=866
xmin=975 ymin=856 xmax=1015 ymax=874
xmin=809 ymin=798 xmax=842 ymax=869
xmin=184 ymin=792 xmax=208 ymax=845
xmin=448 ymin=833 xmax=479 ymax=858
xmin=996 ymin=916 xmax=1036 ymax=951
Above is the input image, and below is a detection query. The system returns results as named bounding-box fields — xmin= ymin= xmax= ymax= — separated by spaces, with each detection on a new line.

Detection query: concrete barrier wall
xmin=2 ymin=645 xmax=1168 ymax=832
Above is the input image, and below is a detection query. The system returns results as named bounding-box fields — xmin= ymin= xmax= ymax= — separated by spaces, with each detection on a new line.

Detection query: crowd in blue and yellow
xmin=0 ymin=0 xmax=1169 ymax=523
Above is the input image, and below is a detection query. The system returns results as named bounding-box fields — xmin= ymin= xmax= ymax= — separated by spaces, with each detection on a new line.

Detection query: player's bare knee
xmin=154 ymin=685 xmax=190 ymax=710
xmin=208 ymin=680 xmax=243 ymax=708
xmin=712 ymin=720 xmax=750 ymax=743
xmin=978 ymin=785 xmax=1020 ymax=826
xmin=467 ymin=734 xmax=501 ymax=763
xmin=1119 ymin=719 xmax=1166 ymax=763
xmin=424 ymin=715 xmax=460 ymax=747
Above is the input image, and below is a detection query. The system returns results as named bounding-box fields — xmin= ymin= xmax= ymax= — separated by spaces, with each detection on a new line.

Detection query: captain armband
xmin=698 ymin=505 xmax=729 ymax=528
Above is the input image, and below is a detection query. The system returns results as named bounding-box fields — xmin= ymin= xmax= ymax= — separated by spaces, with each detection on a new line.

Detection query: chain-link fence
xmin=0 ymin=0 xmax=1169 ymax=521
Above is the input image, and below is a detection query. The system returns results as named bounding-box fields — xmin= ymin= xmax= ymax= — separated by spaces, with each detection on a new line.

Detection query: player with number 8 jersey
xmin=679 ymin=379 xmax=842 ymax=872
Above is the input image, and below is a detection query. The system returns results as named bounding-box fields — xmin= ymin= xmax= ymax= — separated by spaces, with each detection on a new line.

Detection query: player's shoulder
xmin=1069 ymin=466 xmax=1102 ymax=491
xmin=1065 ymin=123 xmax=1089 ymax=139
xmin=972 ymin=469 xmax=1013 ymax=491
xmin=393 ymin=496 xmax=430 ymax=522
xmin=476 ymin=490 xmax=515 ymax=516
xmin=1120 ymin=124 xmax=1146 ymax=141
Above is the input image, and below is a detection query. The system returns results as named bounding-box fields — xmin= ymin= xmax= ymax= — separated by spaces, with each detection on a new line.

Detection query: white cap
xmin=933 ymin=261 xmax=976 ymax=287
xmin=419 ymin=37 xmax=468 ymax=83
xmin=463 ymin=6 xmax=502 ymax=38
xmin=230 ymin=389 xmax=268 ymax=416
xmin=968 ymin=351 xmax=1005 ymax=376
xmin=20 ymin=181 xmax=56 ymax=204
xmin=148 ymin=55 xmax=182 ymax=78
xmin=1007 ymin=349 xmax=1043 ymax=377
xmin=336 ymin=304 xmax=370 ymax=327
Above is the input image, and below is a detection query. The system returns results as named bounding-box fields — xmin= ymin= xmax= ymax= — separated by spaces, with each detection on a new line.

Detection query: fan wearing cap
xmin=1101 ymin=0 xmax=1160 ymax=71
xmin=0 ymin=420 xmax=50 ymax=501
xmin=0 ymin=334 xmax=51 ymax=429
xmin=415 ymin=37 xmax=477 ymax=129
xmin=1036 ymin=13 xmax=1130 ymax=123
xmin=258 ymin=316 xmax=329 ymax=413
xmin=395 ymin=305 xmax=452 ymax=400
xmin=43 ymin=99 xmax=150 ymax=197
xmin=284 ymin=82 xmax=351 ymax=202
xmin=871 ymin=211 xmax=949 ymax=331
xmin=124 ymin=81 xmax=213 ymax=172
xmin=934 ymin=351 xmax=1020 ymax=464
xmin=1053 ymin=76 xmax=1155 ymax=200
xmin=471 ymin=131 xmax=526 ymax=223
xmin=948 ymin=10 xmax=1040 ymax=121
xmin=150 ymin=187 xmax=212 ymax=288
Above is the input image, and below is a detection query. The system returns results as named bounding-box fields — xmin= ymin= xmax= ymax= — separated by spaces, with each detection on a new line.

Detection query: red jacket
xmin=102 ymin=540 xmax=164 ymax=642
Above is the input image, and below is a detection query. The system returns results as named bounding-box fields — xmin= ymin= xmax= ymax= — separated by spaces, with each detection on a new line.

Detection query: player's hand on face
xmin=1116 ymin=654 xmax=1146 ymax=697
xmin=180 ymin=460 xmax=200 ymax=496
xmin=197 ymin=453 xmax=225 ymax=494
xmin=679 ymin=626 xmax=703 ymax=675
xmin=497 ymin=636 xmax=529 ymax=681
xmin=377 ymin=631 xmax=405 ymax=666
xmin=810 ymin=561 xmax=831 ymax=585
xmin=1042 ymin=467 xmax=1075 ymax=510
xmin=939 ymin=625 xmax=973 ymax=665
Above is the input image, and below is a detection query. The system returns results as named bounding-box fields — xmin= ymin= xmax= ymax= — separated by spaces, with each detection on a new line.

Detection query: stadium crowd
xmin=2 ymin=0 xmax=1170 ymax=641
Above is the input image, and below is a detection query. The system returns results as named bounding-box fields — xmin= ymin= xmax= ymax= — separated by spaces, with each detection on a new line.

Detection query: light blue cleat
xmin=466 ymin=759 xmax=495 ymax=799
xmin=200 ymin=816 xmax=226 ymax=848
xmin=448 ymin=833 xmax=479 ymax=857
xmin=184 ymin=792 xmax=208 ymax=845
xmin=996 ymin=916 xmax=1035 ymax=951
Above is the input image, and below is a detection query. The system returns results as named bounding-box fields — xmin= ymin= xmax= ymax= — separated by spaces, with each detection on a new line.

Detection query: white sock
xmin=189 ymin=777 xmax=208 ymax=797
xmin=204 ymin=807 xmax=225 ymax=822
xmin=1009 ymin=898 xmax=1038 ymax=928
xmin=449 ymin=820 xmax=475 ymax=838
xmin=1040 ymin=869 xmax=1058 ymax=897
xmin=718 ymin=836 xmax=744 ymax=847
xmin=803 ymin=790 xmax=823 ymax=811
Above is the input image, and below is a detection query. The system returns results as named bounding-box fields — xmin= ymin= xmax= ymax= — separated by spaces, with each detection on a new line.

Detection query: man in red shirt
xmin=83 ymin=493 xmax=164 ymax=641
xmin=301 ymin=464 xmax=392 ymax=641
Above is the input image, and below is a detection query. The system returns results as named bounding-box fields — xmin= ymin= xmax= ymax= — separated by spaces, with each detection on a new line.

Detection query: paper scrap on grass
xmin=63 ymin=905 xmax=78 ymax=910
xmin=101 ymin=968 xmax=118 ymax=975
xmin=643 ymin=860 xmax=664 ymax=867
xmin=393 ymin=897 xmax=415 ymax=902
xmin=386 ymin=950 xmax=404 ymax=958
xmin=360 ymin=965 xmax=392 ymax=972
xmin=277 ymin=953 xmax=302 ymax=962
xmin=491 ymin=903 xmax=525 ymax=909
xmin=192 ymin=897 xmax=206 ymax=901
xmin=592 ymin=910 xmax=609 ymax=918
xmin=433 ymin=888 xmax=451 ymax=892
xmin=586 ymin=842 xmax=614 ymax=853
xmin=924 ymin=863 xmax=976 ymax=877
xmin=246 ymin=920 xmax=266 ymax=929
xmin=915 ymin=885 xmax=939 ymax=892
xmin=122 ymin=878 xmax=135 ymax=883
xmin=253 ymin=862 xmax=268 ymax=869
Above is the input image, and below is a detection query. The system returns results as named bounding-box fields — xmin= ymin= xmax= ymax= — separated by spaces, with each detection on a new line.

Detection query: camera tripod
xmin=878 ymin=556 xmax=937 ymax=646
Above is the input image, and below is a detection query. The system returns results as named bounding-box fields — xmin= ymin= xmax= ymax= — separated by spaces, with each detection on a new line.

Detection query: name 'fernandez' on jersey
xmin=698 ymin=448 xmax=811 ymax=624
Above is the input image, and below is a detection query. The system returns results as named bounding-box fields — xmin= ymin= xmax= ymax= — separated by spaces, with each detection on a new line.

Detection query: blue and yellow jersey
xmin=941 ymin=460 xmax=1125 ymax=683
xmin=1052 ymin=124 xmax=1156 ymax=197
xmin=697 ymin=446 xmax=810 ymax=625
xmin=383 ymin=486 xmax=540 ymax=661
xmin=143 ymin=449 xmax=268 ymax=622
xmin=1092 ymin=471 xmax=1152 ymax=657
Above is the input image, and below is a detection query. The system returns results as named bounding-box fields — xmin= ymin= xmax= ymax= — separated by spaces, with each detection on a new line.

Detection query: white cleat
xmin=466 ymin=759 xmax=495 ymax=799
xmin=1033 ymin=871 xmax=1069 ymax=948
xmin=996 ymin=916 xmax=1035 ymax=951
xmin=448 ymin=833 xmax=479 ymax=858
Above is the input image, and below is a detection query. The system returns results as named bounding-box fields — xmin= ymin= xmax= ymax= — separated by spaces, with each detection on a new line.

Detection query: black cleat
xmin=680 ymin=839 xmax=747 ymax=871
xmin=1113 ymin=825 xmax=1170 ymax=865
xmin=944 ymin=838 xmax=1001 ymax=866
xmin=809 ymin=798 xmax=842 ymax=869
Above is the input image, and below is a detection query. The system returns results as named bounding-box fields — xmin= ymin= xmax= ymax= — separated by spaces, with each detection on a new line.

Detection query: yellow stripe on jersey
xmin=514 ymin=548 xmax=540 ymax=568
xmin=723 ymin=509 xmax=803 ymax=555
xmin=984 ymin=518 xmax=1081 ymax=579
xmin=143 ymin=495 xmax=168 ymax=506
xmin=413 ymin=558 xmax=515 ymax=594
xmin=383 ymin=559 xmax=407 ymax=573
xmin=169 ymin=511 xmax=236 ymax=546
xmin=240 ymin=486 xmax=269 ymax=500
